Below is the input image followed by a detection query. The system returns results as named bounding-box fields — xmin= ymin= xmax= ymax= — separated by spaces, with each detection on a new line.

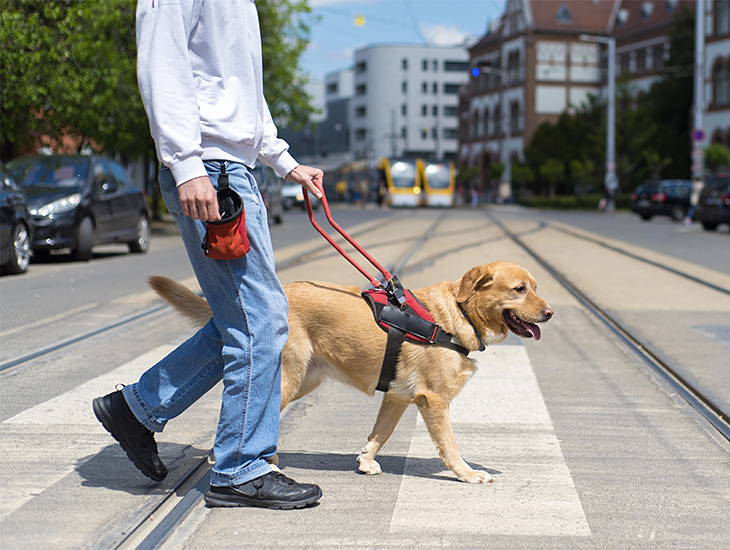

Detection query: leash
xmin=302 ymin=181 xmax=474 ymax=392
xmin=303 ymin=179 xmax=406 ymax=306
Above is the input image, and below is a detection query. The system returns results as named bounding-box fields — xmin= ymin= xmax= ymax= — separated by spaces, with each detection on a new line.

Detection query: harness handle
xmin=303 ymin=179 xmax=402 ymax=299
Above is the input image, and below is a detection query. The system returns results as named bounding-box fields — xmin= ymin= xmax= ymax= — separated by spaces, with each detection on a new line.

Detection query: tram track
xmin=8 ymin=208 xmax=727 ymax=548
xmin=104 ymin=212 xmax=449 ymax=549
xmin=489 ymin=214 xmax=730 ymax=444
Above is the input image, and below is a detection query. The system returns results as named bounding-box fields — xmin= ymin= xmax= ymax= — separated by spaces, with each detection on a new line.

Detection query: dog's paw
xmin=459 ymin=469 xmax=494 ymax=484
xmin=357 ymin=454 xmax=382 ymax=475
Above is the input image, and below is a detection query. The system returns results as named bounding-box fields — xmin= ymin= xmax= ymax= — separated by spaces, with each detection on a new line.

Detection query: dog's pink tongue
xmin=527 ymin=323 xmax=541 ymax=341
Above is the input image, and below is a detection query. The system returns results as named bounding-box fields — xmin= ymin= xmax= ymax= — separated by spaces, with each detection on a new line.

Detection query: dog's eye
xmin=514 ymin=285 xmax=526 ymax=294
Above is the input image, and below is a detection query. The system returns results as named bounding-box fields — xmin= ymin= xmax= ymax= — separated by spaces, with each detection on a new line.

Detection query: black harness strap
xmin=363 ymin=287 xmax=471 ymax=393
xmin=376 ymin=326 xmax=406 ymax=392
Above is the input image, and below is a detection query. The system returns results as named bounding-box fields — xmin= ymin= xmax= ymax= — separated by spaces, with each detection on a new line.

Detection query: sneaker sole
xmin=204 ymin=488 xmax=322 ymax=510
xmin=93 ymin=397 xmax=167 ymax=482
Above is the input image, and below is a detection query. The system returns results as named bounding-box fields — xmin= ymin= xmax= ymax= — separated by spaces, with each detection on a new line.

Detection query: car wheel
xmin=71 ymin=216 xmax=94 ymax=261
xmin=671 ymin=206 xmax=685 ymax=222
xmin=701 ymin=221 xmax=718 ymax=231
xmin=640 ymin=214 xmax=653 ymax=221
xmin=1 ymin=223 xmax=31 ymax=274
xmin=128 ymin=213 xmax=150 ymax=253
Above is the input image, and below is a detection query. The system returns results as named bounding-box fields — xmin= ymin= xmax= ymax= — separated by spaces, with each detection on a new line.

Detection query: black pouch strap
xmin=376 ymin=325 xmax=405 ymax=392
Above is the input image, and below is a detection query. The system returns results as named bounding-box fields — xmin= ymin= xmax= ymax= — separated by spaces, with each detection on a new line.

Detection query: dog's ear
xmin=456 ymin=264 xmax=494 ymax=303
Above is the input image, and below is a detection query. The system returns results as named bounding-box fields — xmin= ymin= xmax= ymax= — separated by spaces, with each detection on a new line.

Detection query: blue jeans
xmin=122 ymin=161 xmax=288 ymax=486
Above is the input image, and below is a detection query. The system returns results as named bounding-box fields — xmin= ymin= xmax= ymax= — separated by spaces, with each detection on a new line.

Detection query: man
xmin=92 ymin=0 xmax=323 ymax=510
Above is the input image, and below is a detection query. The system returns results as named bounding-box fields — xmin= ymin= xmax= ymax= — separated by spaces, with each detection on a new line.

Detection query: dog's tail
xmin=148 ymin=276 xmax=212 ymax=329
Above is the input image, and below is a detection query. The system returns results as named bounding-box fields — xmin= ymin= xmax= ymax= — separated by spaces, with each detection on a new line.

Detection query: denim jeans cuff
xmin=122 ymin=384 xmax=167 ymax=433
xmin=210 ymin=458 xmax=273 ymax=487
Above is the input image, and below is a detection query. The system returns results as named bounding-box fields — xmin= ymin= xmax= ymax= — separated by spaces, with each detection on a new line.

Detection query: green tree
xmin=704 ymin=143 xmax=730 ymax=174
xmin=0 ymin=1 xmax=314 ymax=161
xmin=539 ymin=158 xmax=564 ymax=199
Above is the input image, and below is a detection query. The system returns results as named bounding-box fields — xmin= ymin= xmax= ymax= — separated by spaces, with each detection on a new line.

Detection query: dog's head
xmin=455 ymin=261 xmax=553 ymax=345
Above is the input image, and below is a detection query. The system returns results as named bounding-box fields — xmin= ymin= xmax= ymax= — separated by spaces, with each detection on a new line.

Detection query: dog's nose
xmin=542 ymin=307 xmax=554 ymax=320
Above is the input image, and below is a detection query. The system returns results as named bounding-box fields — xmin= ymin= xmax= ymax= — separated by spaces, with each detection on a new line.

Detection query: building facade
xmin=350 ymin=44 xmax=470 ymax=163
xmin=705 ymin=0 xmax=730 ymax=147
xmin=460 ymin=0 xmax=728 ymax=197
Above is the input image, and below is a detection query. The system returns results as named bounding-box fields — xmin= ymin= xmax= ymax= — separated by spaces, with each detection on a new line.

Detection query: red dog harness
xmin=361 ymin=276 xmax=473 ymax=392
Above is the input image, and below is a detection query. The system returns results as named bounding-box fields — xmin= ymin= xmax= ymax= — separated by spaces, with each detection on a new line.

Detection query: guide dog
xmin=149 ymin=260 xmax=553 ymax=483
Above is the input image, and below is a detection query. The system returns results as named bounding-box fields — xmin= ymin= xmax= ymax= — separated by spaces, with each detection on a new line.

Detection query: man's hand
xmin=285 ymin=165 xmax=324 ymax=199
xmin=178 ymin=176 xmax=220 ymax=222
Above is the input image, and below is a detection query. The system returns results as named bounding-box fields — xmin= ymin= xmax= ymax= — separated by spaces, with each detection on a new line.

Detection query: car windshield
xmin=7 ymin=157 xmax=89 ymax=188
xmin=664 ymin=183 xmax=691 ymax=198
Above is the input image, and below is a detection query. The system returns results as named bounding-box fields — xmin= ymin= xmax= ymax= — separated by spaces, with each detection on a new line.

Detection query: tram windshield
xmin=424 ymin=163 xmax=450 ymax=189
xmin=389 ymin=161 xmax=417 ymax=188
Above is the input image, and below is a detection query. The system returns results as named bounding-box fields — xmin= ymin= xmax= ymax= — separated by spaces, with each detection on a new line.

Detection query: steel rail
xmin=106 ymin=210 xmax=443 ymax=548
xmin=489 ymin=214 xmax=730 ymax=443
xmin=549 ymin=223 xmax=730 ymax=296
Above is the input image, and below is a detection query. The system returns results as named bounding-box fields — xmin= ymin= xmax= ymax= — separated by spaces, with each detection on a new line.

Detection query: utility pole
xmin=692 ymin=0 xmax=706 ymax=180
xmin=580 ymin=34 xmax=617 ymax=212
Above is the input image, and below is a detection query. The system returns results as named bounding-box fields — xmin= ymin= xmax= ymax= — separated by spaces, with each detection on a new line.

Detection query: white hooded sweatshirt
xmin=136 ymin=0 xmax=298 ymax=186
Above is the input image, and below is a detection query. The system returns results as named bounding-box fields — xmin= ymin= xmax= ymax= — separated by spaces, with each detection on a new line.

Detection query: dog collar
xmin=458 ymin=304 xmax=486 ymax=352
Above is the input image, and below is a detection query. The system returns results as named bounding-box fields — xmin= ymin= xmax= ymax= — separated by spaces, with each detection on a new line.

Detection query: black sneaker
xmin=204 ymin=471 xmax=322 ymax=509
xmin=92 ymin=390 xmax=168 ymax=481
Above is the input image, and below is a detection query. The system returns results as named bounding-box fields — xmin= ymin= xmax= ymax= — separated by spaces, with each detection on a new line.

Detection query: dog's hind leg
xmin=357 ymin=394 xmax=409 ymax=475
xmin=415 ymin=393 xmax=494 ymax=484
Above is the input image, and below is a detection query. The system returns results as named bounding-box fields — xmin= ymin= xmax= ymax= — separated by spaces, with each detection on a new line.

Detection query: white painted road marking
xmin=0 ymin=346 xmax=173 ymax=520
xmin=390 ymin=345 xmax=591 ymax=537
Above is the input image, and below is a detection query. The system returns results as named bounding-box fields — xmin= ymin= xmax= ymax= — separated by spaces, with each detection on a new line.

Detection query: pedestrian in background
xmin=92 ymin=0 xmax=323 ymax=510
xmin=685 ymin=177 xmax=704 ymax=226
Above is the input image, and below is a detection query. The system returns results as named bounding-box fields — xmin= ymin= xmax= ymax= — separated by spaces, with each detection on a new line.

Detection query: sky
xmin=300 ymin=0 xmax=507 ymax=81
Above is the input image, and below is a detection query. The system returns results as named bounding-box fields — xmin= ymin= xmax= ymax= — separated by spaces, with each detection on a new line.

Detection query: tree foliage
xmin=0 ymin=0 xmax=314 ymax=161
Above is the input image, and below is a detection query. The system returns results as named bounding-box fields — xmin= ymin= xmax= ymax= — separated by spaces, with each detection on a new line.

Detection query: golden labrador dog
xmin=149 ymin=260 xmax=553 ymax=483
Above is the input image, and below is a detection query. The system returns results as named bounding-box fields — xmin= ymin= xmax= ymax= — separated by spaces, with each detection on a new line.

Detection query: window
xmin=402 ymin=58 xmax=409 ymax=70
xmin=433 ymin=60 xmax=438 ymax=71
xmin=510 ymin=101 xmax=520 ymax=134
xmin=422 ymin=59 xmax=428 ymax=71
xmin=443 ymin=128 xmax=458 ymax=140
xmin=556 ymin=3 xmax=572 ymax=23
xmin=421 ymin=128 xmax=428 ymax=140
xmin=636 ymin=48 xmax=646 ymax=72
xmin=432 ymin=105 xmax=438 ymax=116
xmin=355 ymin=61 xmax=367 ymax=73
xmin=652 ymin=45 xmax=664 ymax=70
xmin=713 ymin=61 xmax=729 ymax=105
xmin=401 ymin=81 xmax=408 ymax=93
xmin=444 ymin=61 xmax=469 ymax=72
xmin=432 ymin=82 xmax=438 ymax=94
xmin=355 ymin=106 xmax=367 ymax=118
xmin=717 ymin=0 xmax=730 ymax=35
xmin=443 ymin=105 xmax=457 ymax=117
xmin=327 ymin=83 xmax=338 ymax=94
xmin=443 ymin=83 xmax=461 ymax=94
xmin=355 ymin=84 xmax=367 ymax=96
xmin=355 ymin=128 xmax=367 ymax=141
xmin=422 ymin=81 xmax=428 ymax=94
xmin=401 ymin=104 xmax=407 ymax=115
xmin=421 ymin=104 xmax=428 ymax=116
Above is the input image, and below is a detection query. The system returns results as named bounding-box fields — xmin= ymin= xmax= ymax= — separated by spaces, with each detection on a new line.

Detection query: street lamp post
xmin=580 ymin=34 xmax=617 ymax=212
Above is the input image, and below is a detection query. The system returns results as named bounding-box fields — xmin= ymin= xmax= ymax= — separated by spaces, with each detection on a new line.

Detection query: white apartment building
xmin=350 ymin=44 xmax=470 ymax=162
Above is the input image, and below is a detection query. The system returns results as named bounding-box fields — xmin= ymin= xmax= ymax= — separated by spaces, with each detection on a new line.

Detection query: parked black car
xmin=629 ymin=179 xmax=692 ymax=221
xmin=7 ymin=155 xmax=150 ymax=260
xmin=0 ymin=163 xmax=34 ymax=274
xmin=693 ymin=174 xmax=730 ymax=231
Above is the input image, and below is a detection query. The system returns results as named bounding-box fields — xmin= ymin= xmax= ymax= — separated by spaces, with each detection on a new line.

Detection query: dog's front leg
xmin=415 ymin=393 xmax=494 ymax=484
xmin=358 ymin=394 xmax=409 ymax=475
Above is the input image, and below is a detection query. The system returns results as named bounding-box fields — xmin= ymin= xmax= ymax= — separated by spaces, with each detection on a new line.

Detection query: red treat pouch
xmin=201 ymin=165 xmax=251 ymax=260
